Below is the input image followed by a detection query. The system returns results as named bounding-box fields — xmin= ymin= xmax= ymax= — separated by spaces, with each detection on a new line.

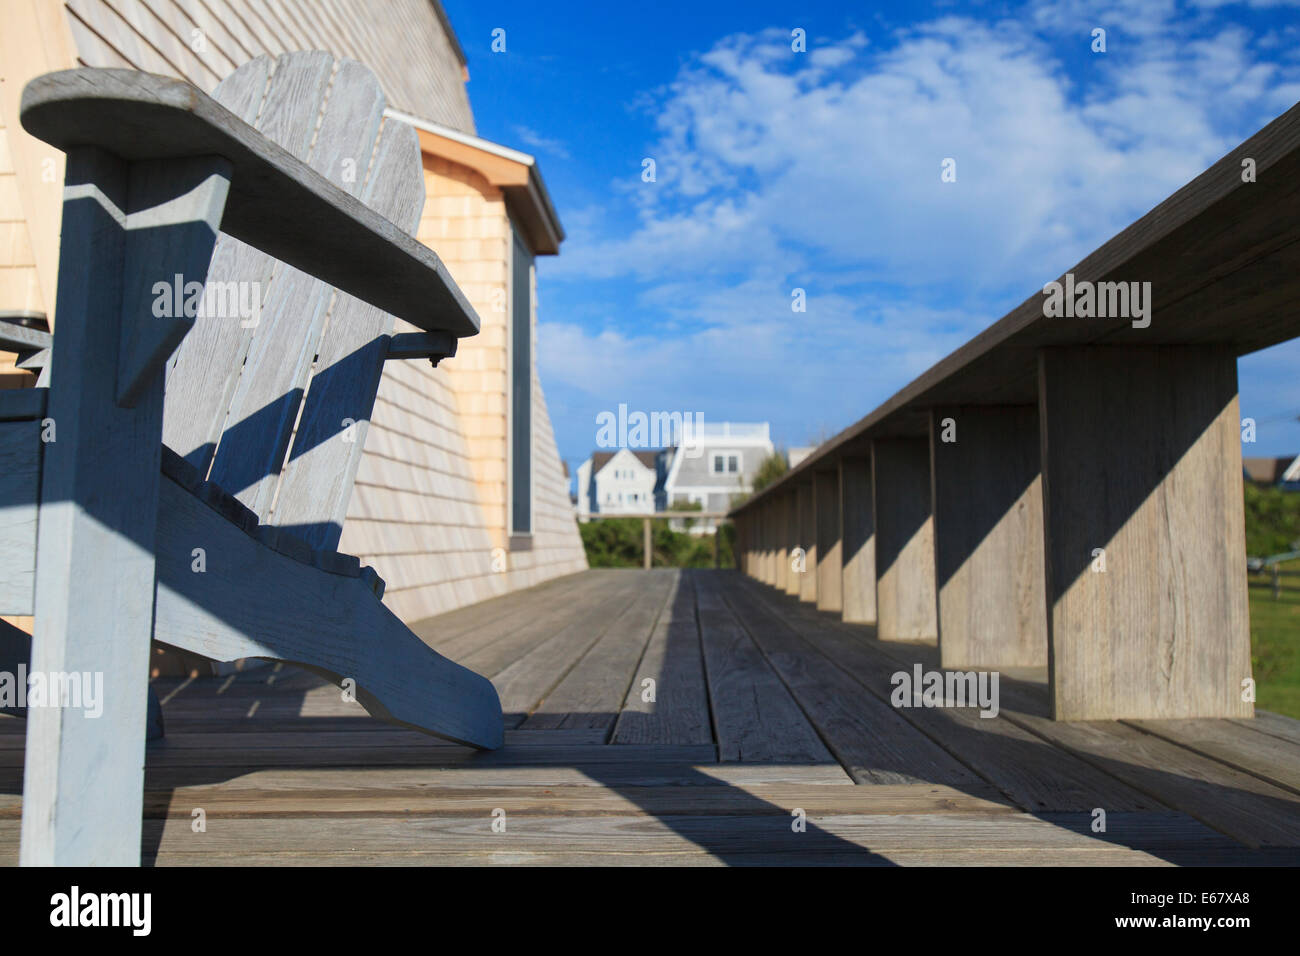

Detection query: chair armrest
xmin=21 ymin=69 xmax=480 ymax=340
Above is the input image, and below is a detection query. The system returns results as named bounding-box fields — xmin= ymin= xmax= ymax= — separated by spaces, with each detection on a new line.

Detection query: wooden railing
xmin=730 ymin=96 xmax=1300 ymax=722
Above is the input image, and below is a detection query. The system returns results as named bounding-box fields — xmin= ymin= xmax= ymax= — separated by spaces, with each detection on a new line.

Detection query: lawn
xmin=1249 ymin=571 xmax=1300 ymax=719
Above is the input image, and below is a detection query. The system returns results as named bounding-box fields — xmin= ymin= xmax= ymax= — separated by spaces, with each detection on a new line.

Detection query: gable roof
xmin=387 ymin=108 xmax=565 ymax=255
xmin=591 ymin=449 xmax=660 ymax=474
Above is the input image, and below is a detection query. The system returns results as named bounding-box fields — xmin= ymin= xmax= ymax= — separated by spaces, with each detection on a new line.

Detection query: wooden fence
xmin=1247 ymin=566 xmax=1300 ymax=599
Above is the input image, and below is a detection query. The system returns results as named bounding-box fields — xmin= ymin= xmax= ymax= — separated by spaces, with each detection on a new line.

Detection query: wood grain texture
xmin=814 ymin=468 xmax=842 ymax=613
xmin=612 ymin=571 xmax=714 ymax=746
xmin=22 ymin=147 xmax=164 ymax=865
xmin=732 ymin=97 xmax=1300 ymax=517
xmin=694 ymin=571 xmax=832 ymax=764
xmin=997 ymin=702 xmax=1300 ymax=848
xmin=115 ymin=154 xmax=231 ymax=406
xmin=163 ymin=53 xmax=325 ymax=473
xmin=1039 ymin=347 xmax=1251 ymax=719
xmin=782 ymin=490 xmax=800 ymax=597
xmin=520 ymin=570 xmax=674 ymax=731
xmin=1128 ymin=718 xmax=1300 ymax=794
xmin=736 ymin=574 xmax=1161 ymax=813
xmin=872 ymin=438 xmax=937 ymax=643
xmin=719 ymin=574 xmax=986 ymax=788
xmin=21 ymin=66 xmax=480 ymax=336
xmin=839 ymin=457 xmax=876 ymax=625
xmin=930 ymin=406 xmax=1046 ymax=668
xmin=797 ymin=482 xmax=817 ymax=604
xmin=49 ymin=811 xmax=1237 ymax=864
xmin=0 ymin=420 xmax=40 ymax=615
xmin=773 ymin=493 xmax=788 ymax=593
xmin=151 ymin=472 xmax=503 ymax=749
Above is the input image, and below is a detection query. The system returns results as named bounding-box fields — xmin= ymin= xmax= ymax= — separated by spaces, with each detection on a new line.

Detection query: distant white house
xmin=661 ymin=422 xmax=775 ymax=533
xmin=788 ymin=446 xmax=815 ymax=468
xmin=576 ymin=449 xmax=661 ymax=518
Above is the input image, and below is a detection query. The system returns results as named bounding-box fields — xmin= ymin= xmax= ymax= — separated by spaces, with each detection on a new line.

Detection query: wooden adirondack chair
xmin=0 ymin=52 xmax=504 ymax=866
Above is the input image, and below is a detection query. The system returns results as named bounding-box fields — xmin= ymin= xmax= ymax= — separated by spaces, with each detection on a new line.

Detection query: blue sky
xmin=441 ymin=0 xmax=1300 ymax=479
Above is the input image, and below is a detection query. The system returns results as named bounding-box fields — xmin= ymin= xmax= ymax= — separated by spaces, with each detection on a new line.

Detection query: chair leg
xmin=1 ymin=619 xmax=162 ymax=739
xmin=20 ymin=149 xmax=229 ymax=866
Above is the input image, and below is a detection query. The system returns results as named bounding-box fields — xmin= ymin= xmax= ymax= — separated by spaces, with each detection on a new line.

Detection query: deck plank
xmin=735 ymin=575 xmax=1161 ymax=812
xmin=490 ymin=574 xmax=665 ymax=721
xmin=1232 ymin=710 xmax=1300 ymax=747
xmin=612 ymin=571 xmax=714 ymax=746
xmin=417 ymin=571 xmax=600 ymax=661
xmin=716 ymin=574 xmax=991 ymax=789
xmin=117 ymin=811 xmax=1240 ymax=859
xmin=694 ymin=572 xmax=835 ymax=764
xmin=1129 ymin=718 xmax=1300 ymax=794
xmin=130 ymin=783 xmax=1016 ymax=819
xmin=992 ymin=687 xmax=1300 ymax=848
xmin=520 ymin=571 xmax=676 ymax=731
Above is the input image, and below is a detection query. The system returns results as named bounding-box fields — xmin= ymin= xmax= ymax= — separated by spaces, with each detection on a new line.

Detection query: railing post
xmin=840 ymin=456 xmax=876 ymax=625
xmin=760 ymin=501 xmax=773 ymax=585
xmin=930 ymin=406 xmax=1046 ymax=668
xmin=797 ymin=480 xmax=818 ymax=604
xmin=815 ymin=468 xmax=842 ymax=613
xmin=774 ymin=495 xmax=789 ymax=592
xmin=741 ymin=516 xmax=751 ymax=576
xmin=872 ymin=438 xmax=937 ymax=643
xmin=784 ymin=489 xmax=800 ymax=597
xmin=1039 ymin=346 xmax=1251 ymax=719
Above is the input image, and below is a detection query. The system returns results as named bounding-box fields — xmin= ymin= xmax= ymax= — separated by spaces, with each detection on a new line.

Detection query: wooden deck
xmin=3 ymin=568 xmax=1298 ymax=865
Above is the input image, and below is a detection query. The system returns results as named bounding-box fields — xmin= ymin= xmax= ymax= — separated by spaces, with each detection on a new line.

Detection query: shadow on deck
xmin=1 ymin=569 xmax=1297 ymax=865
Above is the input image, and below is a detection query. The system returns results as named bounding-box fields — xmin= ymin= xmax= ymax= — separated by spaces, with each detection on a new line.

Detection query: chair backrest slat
xmin=163 ymin=52 xmax=331 ymax=473
xmin=270 ymin=118 xmax=424 ymax=550
xmin=163 ymin=52 xmax=426 ymax=548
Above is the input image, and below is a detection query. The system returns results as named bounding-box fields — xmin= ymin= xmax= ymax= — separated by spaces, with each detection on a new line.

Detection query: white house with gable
xmin=576 ymin=449 xmax=661 ymax=519
xmin=661 ymin=423 xmax=774 ymax=533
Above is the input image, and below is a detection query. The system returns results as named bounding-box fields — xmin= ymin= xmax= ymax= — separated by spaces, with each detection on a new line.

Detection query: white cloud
xmin=511 ymin=124 xmax=570 ymax=159
xmin=540 ymin=1 xmax=1300 ymax=455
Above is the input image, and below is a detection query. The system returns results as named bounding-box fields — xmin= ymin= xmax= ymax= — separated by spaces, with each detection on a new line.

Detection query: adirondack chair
xmin=0 ymin=52 xmax=504 ymax=866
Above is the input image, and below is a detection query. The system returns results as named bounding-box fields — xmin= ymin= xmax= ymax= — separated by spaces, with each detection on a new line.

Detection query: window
xmin=510 ymin=231 xmax=533 ymax=536
xmin=712 ymin=450 xmax=743 ymax=475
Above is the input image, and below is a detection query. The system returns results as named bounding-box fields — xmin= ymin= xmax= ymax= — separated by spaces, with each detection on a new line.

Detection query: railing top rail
xmin=582 ymin=511 xmax=731 ymax=520
xmin=731 ymin=96 xmax=1300 ymax=516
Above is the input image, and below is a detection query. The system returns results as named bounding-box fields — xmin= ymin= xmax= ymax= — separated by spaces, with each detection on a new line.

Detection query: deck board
xmin=694 ymin=572 xmax=834 ymax=764
xmin=716 ymin=575 xmax=989 ymax=789
xmin=611 ymin=571 xmax=713 ymax=745
xmin=3 ymin=568 xmax=1297 ymax=865
xmin=521 ymin=571 xmax=676 ymax=732
xmin=730 ymin=576 xmax=1161 ymax=812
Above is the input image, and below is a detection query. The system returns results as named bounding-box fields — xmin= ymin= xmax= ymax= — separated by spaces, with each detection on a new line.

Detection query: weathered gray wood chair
xmin=0 ymin=52 xmax=503 ymax=866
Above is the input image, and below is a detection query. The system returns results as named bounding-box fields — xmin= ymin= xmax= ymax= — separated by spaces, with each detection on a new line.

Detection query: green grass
xmin=1249 ymin=563 xmax=1300 ymax=718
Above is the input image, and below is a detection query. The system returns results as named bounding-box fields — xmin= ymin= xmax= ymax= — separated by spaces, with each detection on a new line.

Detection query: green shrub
xmin=580 ymin=516 xmax=735 ymax=568
xmin=1244 ymin=483 xmax=1300 ymax=557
